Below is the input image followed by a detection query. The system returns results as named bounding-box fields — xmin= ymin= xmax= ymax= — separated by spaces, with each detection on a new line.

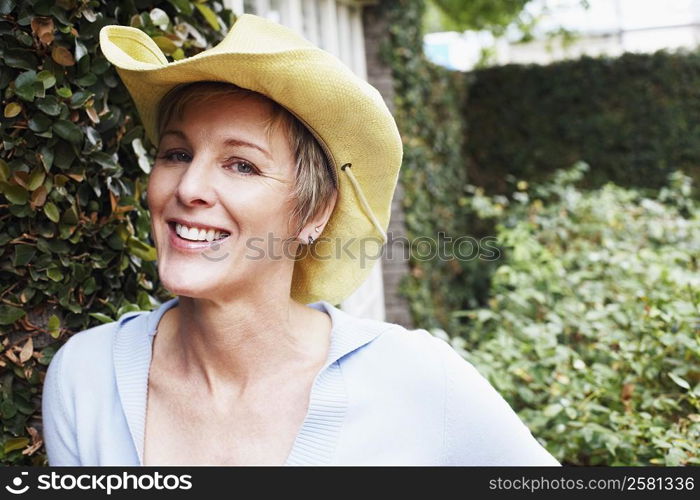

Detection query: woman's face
xmin=147 ymin=93 xmax=300 ymax=300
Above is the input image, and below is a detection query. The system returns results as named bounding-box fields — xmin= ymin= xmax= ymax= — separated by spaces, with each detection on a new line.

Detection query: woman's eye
xmin=158 ymin=151 xmax=191 ymax=163
xmin=228 ymin=161 xmax=257 ymax=175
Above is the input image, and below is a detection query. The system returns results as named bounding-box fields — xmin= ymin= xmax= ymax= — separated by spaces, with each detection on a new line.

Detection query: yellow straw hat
xmin=99 ymin=13 xmax=403 ymax=305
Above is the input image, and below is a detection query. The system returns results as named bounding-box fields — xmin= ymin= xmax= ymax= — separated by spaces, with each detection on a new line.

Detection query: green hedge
xmin=440 ymin=164 xmax=700 ymax=465
xmin=0 ymin=0 xmax=232 ymax=466
xmin=466 ymin=52 xmax=700 ymax=194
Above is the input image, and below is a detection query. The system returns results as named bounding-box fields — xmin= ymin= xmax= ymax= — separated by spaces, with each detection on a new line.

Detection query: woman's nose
xmin=175 ymin=155 xmax=217 ymax=207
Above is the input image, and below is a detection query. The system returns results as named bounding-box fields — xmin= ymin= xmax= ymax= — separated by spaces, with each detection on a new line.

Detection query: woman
xmin=42 ymin=14 xmax=559 ymax=466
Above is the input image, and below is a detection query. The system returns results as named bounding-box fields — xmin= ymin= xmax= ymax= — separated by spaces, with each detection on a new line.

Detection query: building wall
xmin=362 ymin=1 xmax=414 ymax=328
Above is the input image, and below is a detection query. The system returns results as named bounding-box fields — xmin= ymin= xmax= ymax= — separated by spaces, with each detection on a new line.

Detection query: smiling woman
xmin=40 ymin=13 xmax=560 ymax=466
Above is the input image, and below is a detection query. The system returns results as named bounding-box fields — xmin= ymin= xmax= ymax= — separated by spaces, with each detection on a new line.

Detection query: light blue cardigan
xmin=42 ymin=297 xmax=560 ymax=466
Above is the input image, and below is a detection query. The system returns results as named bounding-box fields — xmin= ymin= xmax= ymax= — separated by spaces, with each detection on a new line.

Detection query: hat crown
xmin=209 ymin=14 xmax=317 ymax=55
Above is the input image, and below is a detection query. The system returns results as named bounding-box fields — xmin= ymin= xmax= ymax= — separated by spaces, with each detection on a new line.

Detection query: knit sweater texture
xmin=42 ymin=297 xmax=560 ymax=466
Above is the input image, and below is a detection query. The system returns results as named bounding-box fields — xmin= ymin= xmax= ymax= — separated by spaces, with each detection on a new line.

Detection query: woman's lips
xmin=167 ymin=222 xmax=230 ymax=252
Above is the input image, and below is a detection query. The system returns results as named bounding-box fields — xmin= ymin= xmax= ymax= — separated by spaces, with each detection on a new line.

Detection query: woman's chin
xmin=158 ymin=265 xmax=231 ymax=298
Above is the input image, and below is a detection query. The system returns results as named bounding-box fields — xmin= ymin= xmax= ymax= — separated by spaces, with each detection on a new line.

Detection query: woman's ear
xmin=301 ymin=189 xmax=338 ymax=243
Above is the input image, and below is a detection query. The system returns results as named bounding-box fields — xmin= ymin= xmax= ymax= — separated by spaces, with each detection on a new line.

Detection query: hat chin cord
xmin=340 ymin=163 xmax=387 ymax=243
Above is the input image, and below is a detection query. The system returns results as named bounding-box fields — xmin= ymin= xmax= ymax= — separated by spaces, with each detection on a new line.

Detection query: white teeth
xmin=174 ymin=223 xmax=229 ymax=242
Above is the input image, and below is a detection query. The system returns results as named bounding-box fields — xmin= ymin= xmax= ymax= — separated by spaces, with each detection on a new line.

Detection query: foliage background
xmin=444 ymin=164 xmax=700 ymax=465
xmin=383 ymin=0 xmax=699 ymax=465
xmin=0 ymin=0 xmax=231 ymax=465
xmin=466 ymin=52 xmax=700 ymax=195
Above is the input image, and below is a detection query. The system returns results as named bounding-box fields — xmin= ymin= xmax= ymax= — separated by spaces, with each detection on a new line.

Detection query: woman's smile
xmin=166 ymin=221 xmax=232 ymax=252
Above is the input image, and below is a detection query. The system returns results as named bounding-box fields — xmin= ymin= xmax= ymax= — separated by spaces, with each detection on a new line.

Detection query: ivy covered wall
xmin=0 ymin=0 xmax=232 ymax=466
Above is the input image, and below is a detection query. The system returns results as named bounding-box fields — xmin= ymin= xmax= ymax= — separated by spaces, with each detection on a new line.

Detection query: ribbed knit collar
xmin=113 ymin=297 xmax=389 ymax=465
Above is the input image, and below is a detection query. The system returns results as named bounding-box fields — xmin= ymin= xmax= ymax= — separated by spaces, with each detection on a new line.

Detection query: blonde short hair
xmin=156 ymin=81 xmax=337 ymax=237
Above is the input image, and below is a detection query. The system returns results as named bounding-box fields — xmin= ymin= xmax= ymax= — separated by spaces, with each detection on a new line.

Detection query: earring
xmin=308 ymin=235 xmax=314 ymax=245
xmin=315 ymin=226 xmax=321 ymax=233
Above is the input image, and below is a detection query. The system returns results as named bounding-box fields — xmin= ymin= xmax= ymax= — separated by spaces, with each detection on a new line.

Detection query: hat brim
xmin=100 ymin=14 xmax=403 ymax=305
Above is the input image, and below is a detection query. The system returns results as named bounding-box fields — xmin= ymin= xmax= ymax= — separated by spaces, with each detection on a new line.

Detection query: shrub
xmin=0 ymin=0 xmax=232 ymax=466
xmin=437 ymin=164 xmax=700 ymax=465
xmin=466 ymin=52 xmax=700 ymax=195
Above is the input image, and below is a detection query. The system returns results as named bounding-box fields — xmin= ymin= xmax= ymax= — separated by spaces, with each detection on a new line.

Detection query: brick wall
xmin=362 ymin=1 xmax=414 ymax=329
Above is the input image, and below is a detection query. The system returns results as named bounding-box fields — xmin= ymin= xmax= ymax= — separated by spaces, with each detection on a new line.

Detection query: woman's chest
xmin=142 ymin=377 xmax=312 ymax=465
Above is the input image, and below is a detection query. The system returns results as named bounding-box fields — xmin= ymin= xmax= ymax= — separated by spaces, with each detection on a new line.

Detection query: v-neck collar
xmin=112 ymin=297 xmax=387 ymax=465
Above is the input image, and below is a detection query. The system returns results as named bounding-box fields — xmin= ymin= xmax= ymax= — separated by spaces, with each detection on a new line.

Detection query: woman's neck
xmin=153 ymin=293 xmax=332 ymax=397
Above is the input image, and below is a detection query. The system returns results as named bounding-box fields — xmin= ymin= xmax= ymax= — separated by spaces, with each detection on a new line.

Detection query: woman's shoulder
xmin=329 ymin=305 xmax=464 ymax=384
xmin=51 ymin=297 xmax=176 ymax=371
xmin=369 ymin=322 xmax=456 ymax=367
xmin=46 ymin=309 xmax=150 ymax=387
xmin=337 ymin=312 xmax=560 ymax=465
xmin=331 ymin=305 xmax=449 ymax=355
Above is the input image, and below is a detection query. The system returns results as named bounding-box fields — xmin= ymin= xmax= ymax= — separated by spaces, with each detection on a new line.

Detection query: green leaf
xmin=82 ymin=276 xmax=96 ymax=295
xmin=3 ymin=48 xmax=38 ymax=70
xmin=44 ymin=201 xmax=60 ymax=222
xmin=669 ymin=373 xmax=690 ymax=390
xmin=45 ymin=315 xmax=61 ymax=338
xmin=56 ymin=87 xmax=72 ymax=98
xmin=15 ymin=29 xmax=34 ymax=47
xmin=53 ymin=120 xmax=83 ymax=144
xmin=37 ymin=70 xmax=57 ymax=89
xmin=90 ymin=151 xmax=117 ymax=169
xmin=0 ymin=305 xmax=25 ymax=325
xmin=69 ymin=91 xmax=94 ymax=109
xmin=0 ymin=160 xmax=9 ymax=181
xmin=74 ymin=73 xmax=98 ymax=87
xmin=0 ymin=0 xmax=14 ymax=15
xmin=89 ymin=312 xmax=114 ymax=324
xmin=36 ymin=95 xmax=61 ymax=116
xmin=13 ymin=245 xmax=36 ymax=266
xmin=127 ymin=237 xmax=157 ymax=261
xmin=37 ymin=346 xmax=58 ymax=366
xmin=61 ymin=204 xmax=78 ymax=225
xmin=0 ymin=399 xmax=17 ymax=419
xmin=3 ymin=437 xmax=29 ymax=454
xmin=39 ymin=145 xmax=54 ymax=172
xmin=28 ymin=113 xmax=52 ymax=133
xmin=167 ymin=0 xmax=193 ymax=15
xmin=14 ymin=70 xmax=38 ymax=101
xmin=195 ymin=3 xmax=220 ymax=31
xmin=48 ymin=314 xmax=61 ymax=338
xmin=543 ymin=403 xmax=563 ymax=418
xmin=137 ymin=290 xmax=152 ymax=310
xmin=2 ymin=184 xmax=29 ymax=204
xmin=47 ymin=267 xmax=64 ymax=282
xmin=54 ymin=142 xmax=75 ymax=169
xmin=28 ymin=169 xmax=46 ymax=191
